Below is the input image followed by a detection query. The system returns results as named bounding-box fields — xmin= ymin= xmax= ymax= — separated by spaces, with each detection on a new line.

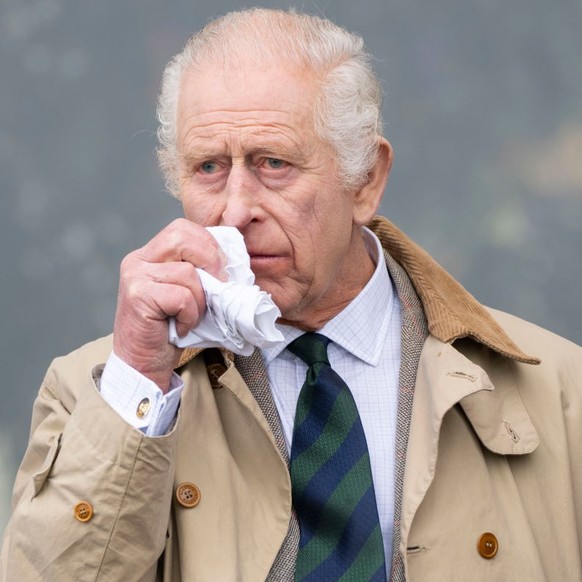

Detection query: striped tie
xmin=288 ymin=333 xmax=387 ymax=581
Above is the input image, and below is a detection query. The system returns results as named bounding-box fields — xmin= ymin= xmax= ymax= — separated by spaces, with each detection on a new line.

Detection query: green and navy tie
xmin=288 ymin=333 xmax=387 ymax=581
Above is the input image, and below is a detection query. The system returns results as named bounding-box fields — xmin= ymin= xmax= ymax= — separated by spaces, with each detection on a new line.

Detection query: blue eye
xmin=200 ymin=161 xmax=218 ymax=174
xmin=266 ymin=158 xmax=285 ymax=169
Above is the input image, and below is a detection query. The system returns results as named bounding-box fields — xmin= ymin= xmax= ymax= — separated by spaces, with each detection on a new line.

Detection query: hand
xmin=113 ymin=218 xmax=227 ymax=392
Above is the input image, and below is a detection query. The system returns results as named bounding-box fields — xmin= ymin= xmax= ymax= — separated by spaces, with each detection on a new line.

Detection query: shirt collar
xmin=262 ymin=227 xmax=395 ymax=367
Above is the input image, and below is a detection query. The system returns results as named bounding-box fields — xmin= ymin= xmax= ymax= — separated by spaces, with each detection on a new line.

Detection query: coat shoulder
xmin=485 ymin=308 xmax=582 ymax=406
xmin=487 ymin=307 xmax=581 ymax=363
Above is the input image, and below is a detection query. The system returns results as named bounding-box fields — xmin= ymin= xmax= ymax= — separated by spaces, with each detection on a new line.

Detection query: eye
xmin=264 ymin=157 xmax=286 ymax=170
xmin=200 ymin=161 xmax=219 ymax=174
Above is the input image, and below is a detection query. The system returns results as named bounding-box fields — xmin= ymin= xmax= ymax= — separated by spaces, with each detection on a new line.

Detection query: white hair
xmin=157 ymin=8 xmax=384 ymax=197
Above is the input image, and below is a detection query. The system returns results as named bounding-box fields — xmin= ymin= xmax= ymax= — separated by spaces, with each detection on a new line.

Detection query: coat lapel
xmin=172 ymin=352 xmax=291 ymax=581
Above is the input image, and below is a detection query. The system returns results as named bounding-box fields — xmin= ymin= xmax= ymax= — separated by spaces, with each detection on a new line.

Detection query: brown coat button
xmin=477 ymin=532 xmax=498 ymax=559
xmin=207 ymin=363 xmax=226 ymax=389
xmin=176 ymin=482 xmax=201 ymax=508
xmin=74 ymin=501 xmax=94 ymax=522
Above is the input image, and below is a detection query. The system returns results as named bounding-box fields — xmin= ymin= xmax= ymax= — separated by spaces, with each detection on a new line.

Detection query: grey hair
xmin=157 ymin=8 xmax=383 ymax=197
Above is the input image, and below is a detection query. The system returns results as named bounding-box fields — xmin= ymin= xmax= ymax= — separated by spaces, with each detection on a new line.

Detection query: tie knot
xmin=287 ymin=333 xmax=331 ymax=366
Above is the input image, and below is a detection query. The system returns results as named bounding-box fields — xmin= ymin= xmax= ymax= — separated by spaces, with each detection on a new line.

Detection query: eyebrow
xmin=179 ymin=141 xmax=309 ymax=166
xmin=180 ymin=148 xmax=224 ymax=166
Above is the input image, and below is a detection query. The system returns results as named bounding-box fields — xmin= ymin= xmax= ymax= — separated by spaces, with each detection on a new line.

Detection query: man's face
xmin=176 ymin=60 xmax=380 ymax=329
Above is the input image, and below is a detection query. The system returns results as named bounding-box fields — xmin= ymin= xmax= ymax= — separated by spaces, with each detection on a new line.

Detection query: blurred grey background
xmin=1 ymin=0 xmax=581 ymax=532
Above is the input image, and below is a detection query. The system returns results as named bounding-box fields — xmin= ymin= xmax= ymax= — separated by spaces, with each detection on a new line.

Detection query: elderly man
xmin=2 ymin=8 xmax=581 ymax=582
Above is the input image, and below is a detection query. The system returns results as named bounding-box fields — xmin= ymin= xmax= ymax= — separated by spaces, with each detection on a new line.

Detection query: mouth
xmin=249 ymin=253 xmax=286 ymax=273
xmin=249 ymin=253 xmax=278 ymax=263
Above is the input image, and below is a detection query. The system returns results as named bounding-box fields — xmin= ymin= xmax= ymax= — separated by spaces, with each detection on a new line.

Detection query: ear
xmin=352 ymin=138 xmax=393 ymax=226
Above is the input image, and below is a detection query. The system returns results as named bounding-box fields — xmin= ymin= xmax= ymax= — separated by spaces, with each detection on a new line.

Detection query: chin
xmin=255 ymin=279 xmax=301 ymax=320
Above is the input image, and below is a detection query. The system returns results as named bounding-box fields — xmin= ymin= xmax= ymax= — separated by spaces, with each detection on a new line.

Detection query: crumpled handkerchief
xmin=168 ymin=226 xmax=284 ymax=355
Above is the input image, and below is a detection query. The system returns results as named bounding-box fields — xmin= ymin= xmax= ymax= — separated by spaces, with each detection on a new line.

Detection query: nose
xmin=221 ymin=164 xmax=259 ymax=228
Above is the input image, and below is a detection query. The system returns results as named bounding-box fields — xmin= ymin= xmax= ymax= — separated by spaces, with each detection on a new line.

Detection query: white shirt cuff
xmin=99 ymin=351 xmax=184 ymax=436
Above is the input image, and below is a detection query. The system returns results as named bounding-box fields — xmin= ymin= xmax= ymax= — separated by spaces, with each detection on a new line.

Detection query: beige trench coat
xmin=2 ymin=217 xmax=582 ymax=581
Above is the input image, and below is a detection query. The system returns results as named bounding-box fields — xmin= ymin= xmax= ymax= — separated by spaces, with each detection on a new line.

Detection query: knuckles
xmin=164 ymin=221 xmax=190 ymax=252
xmin=163 ymin=217 xmax=210 ymax=250
xmin=132 ymin=217 xmax=219 ymax=267
xmin=123 ymin=279 xmax=149 ymax=305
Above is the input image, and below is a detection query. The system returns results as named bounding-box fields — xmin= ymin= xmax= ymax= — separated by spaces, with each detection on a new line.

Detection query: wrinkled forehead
xmin=176 ymin=23 xmax=326 ymax=125
xmin=180 ymin=59 xmax=319 ymax=105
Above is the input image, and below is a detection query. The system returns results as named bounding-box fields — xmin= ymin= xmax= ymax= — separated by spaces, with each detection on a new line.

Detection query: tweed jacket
xmin=2 ymin=216 xmax=582 ymax=581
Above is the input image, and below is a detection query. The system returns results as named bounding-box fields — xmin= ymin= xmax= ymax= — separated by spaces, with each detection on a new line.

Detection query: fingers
xmin=137 ymin=218 xmax=228 ymax=282
xmin=121 ymin=260 xmax=205 ymax=313
xmin=120 ymin=268 xmax=205 ymax=326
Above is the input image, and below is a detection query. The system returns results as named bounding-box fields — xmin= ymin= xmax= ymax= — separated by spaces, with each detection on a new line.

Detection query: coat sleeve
xmin=0 ymin=338 xmax=178 ymax=582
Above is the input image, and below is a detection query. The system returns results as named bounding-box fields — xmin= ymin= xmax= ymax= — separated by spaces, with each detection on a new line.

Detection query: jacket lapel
xmin=234 ymin=350 xmax=300 ymax=581
xmin=383 ymin=250 xmax=429 ymax=581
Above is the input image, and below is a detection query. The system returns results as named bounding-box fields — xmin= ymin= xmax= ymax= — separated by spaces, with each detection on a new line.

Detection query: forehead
xmin=176 ymin=61 xmax=321 ymax=149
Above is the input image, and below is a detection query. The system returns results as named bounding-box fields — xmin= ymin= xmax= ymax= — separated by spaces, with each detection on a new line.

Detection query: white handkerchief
xmin=168 ymin=226 xmax=284 ymax=355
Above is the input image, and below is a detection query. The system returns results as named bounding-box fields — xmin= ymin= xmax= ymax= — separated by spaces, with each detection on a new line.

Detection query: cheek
xmin=273 ymin=188 xmax=339 ymax=266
